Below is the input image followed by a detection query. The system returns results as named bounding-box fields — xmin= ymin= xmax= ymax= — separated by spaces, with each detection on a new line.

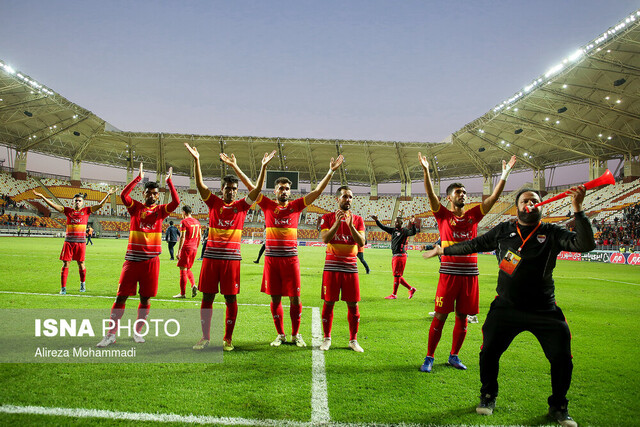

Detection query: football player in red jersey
xmin=34 ymin=187 xmax=114 ymax=294
xmin=173 ymin=205 xmax=201 ymax=298
xmin=186 ymin=143 xmax=275 ymax=352
xmin=223 ymin=153 xmax=343 ymax=348
xmin=319 ymin=186 xmax=366 ymax=352
xmin=96 ymin=163 xmax=179 ymax=347
xmin=418 ymin=153 xmax=516 ymax=373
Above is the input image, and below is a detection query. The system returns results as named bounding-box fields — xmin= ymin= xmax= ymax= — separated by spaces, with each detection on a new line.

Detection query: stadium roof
xmin=1 ymin=10 xmax=639 ymax=186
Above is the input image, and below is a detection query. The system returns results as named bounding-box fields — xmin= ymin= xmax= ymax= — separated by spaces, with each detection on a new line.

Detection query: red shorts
xmin=321 ymin=271 xmax=360 ymax=302
xmin=261 ymin=256 xmax=301 ymax=297
xmin=60 ymin=241 xmax=86 ymax=262
xmin=177 ymin=247 xmax=197 ymax=269
xmin=198 ymin=258 xmax=240 ymax=295
xmin=117 ymin=257 xmax=160 ymax=297
xmin=392 ymin=254 xmax=407 ymax=277
xmin=434 ymin=273 xmax=479 ymax=315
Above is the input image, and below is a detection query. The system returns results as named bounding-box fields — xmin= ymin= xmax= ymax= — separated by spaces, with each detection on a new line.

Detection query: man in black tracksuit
xmin=372 ymin=215 xmax=418 ymax=299
xmin=424 ymin=186 xmax=595 ymax=427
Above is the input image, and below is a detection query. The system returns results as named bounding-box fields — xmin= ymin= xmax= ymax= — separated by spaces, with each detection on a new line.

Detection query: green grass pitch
xmin=0 ymin=236 xmax=638 ymax=426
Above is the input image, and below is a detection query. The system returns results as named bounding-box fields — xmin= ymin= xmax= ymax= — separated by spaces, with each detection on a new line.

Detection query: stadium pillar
xmin=623 ymin=154 xmax=640 ymax=183
xmin=401 ymin=180 xmax=412 ymax=198
xmin=589 ymin=158 xmax=607 ymax=181
xmin=533 ymin=169 xmax=546 ymax=195
xmin=70 ymin=160 xmax=81 ymax=186
xmin=482 ymin=175 xmax=492 ymax=201
xmin=370 ymin=183 xmax=378 ymax=199
xmin=12 ymin=150 xmax=28 ymax=180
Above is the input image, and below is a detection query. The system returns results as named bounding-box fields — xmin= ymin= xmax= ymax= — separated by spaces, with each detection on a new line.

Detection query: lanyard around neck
xmin=516 ymin=222 xmax=542 ymax=253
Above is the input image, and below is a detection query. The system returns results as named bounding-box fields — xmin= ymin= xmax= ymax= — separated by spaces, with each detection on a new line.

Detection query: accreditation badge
xmin=498 ymin=249 xmax=521 ymax=276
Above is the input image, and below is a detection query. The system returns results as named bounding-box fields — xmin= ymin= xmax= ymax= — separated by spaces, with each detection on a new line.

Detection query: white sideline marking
xmin=0 ymin=404 xmax=309 ymax=426
xmin=311 ymin=307 xmax=331 ymax=424
xmin=0 ymin=404 xmax=434 ymax=426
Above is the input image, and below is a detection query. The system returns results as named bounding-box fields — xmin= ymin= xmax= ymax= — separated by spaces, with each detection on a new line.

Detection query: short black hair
xmin=182 ymin=205 xmax=192 ymax=214
xmin=73 ymin=193 xmax=86 ymax=199
xmin=222 ymin=175 xmax=239 ymax=186
xmin=275 ymin=177 xmax=292 ymax=186
xmin=169 ymin=221 xmax=174 ymax=225
xmin=515 ymin=188 xmax=541 ymax=206
xmin=144 ymin=181 xmax=160 ymax=191
xmin=336 ymin=185 xmax=351 ymax=197
xmin=446 ymin=183 xmax=465 ymax=196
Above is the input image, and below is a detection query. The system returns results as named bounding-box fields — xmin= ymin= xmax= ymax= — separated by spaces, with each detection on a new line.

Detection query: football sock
xmin=78 ymin=267 xmax=86 ymax=283
xmin=136 ymin=303 xmax=150 ymax=334
xmin=109 ymin=302 xmax=126 ymax=335
xmin=399 ymin=277 xmax=411 ymax=289
xmin=321 ymin=303 xmax=334 ymax=338
xmin=392 ymin=277 xmax=400 ymax=295
xmin=347 ymin=305 xmax=360 ymax=341
xmin=451 ymin=316 xmax=468 ymax=356
xmin=224 ymin=300 xmax=238 ymax=342
xmin=200 ymin=300 xmax=213 ymax=340
xmin=187 ymin=270 xmax=195 ymax=286
xmin=427 ymin=317 xmax=446 ymax=358
xmin=290 ymin=303 xmax=302 ymax=336
xmin=270 ymin=301 xmax=285 ymax=335
xmin=61 ymin=267 xmax=69 ymax=288
xmin=179 ymin=270 xmax=187 ymax=295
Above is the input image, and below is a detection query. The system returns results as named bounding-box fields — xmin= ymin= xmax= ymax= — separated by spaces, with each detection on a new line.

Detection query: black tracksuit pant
xmin=480 ymin=298 xmax=573 ymax=408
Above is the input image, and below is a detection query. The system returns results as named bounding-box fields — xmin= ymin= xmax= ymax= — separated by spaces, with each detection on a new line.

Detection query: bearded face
xmin=516 ymin=191 xmax=542 ymax=224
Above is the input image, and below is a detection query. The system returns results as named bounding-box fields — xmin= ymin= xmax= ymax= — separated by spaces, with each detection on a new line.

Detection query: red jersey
xmin=121 ymin=176 xmax=180 ymax=262
xmin=179 ymin=217 xmax=201 ymax=249
xmin=433 ymin=203 xmax=484 ymax=275
xmin=257 ymin=195 xmax=307 ymax=257
xmin=321 ymin=211 xmax=365 ymax=273
xmin=63 ymin=206 xmax=92 ymax=243
xmin=203 ymin=193 xmax=251 ymax=260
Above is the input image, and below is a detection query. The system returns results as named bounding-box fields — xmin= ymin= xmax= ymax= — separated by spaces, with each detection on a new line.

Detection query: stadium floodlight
xmin=545 ymin=117 xmax=550 ymax=121
xmin=562 ymin=84 xmax=568 ymax=88
xmin=568 ymin=49 xmax=584 ymax=62
xmin=616 ymin=99 xmax=622 ymax=103
xmin=556 ymin=121 xmax=560 ymax=124
xmin=605 ymin=96 xmax=610 ymax=100
xmin=545 ymin=63 xmax=564 ymax=78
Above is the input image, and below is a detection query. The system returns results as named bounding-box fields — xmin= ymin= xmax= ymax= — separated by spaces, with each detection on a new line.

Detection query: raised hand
xmin=184 ymin=143 xmax=200 ymax=160
xmin=107 ymin=187 xmax=116 ymax=195
xmin=422 ymin=244 xmax=442 ymax=259
xmin=165 ymin=167 xmax=173 ymax=182
xmin=33 ymin=190 xmax=43 ymax=198
xmin=330 ymin=155 xmax=344 ymax=171
xmin=220 ymin=152 xmax=237 ymax=167
xmin=139 ymin=163 xmax=144 ymax=180
xmin=370 ymin=215 xmax=378 ymax=221
xmin=418 ymin=152 xmax=430 ymax=170
xmin=262 ymin=150 xmax=276 ymax=167
xmin=568 ymin=184 xmax=586 ymax=212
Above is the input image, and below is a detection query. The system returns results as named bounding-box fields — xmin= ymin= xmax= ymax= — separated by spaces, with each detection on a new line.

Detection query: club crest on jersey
xmin=274 ymin=208 xmax=280 ymax=215
xmin=536 ymin=234 xmax=546 ymax=243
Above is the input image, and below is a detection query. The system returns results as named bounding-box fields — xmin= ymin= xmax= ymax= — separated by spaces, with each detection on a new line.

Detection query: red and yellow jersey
xmin=203 ymin=193 xmax=251 ymax=260
xmin=257 ymin=195 xmax=306 ymax=257
xmin=124 ymin=201 xmax=172 ymax=261
xmin=63 ymin=207 xmax=92 ymax=243
xmin=321 ymin=211 xmax=365 ymax=273
xmin=433 ymin=204 xmax=485 ymax=275
xmin=180 ymin=217 xmax=201 ymax=250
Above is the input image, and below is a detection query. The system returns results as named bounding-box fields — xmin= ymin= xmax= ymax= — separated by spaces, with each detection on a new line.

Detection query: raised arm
xmin=304 ymin=155 xmax=344 ymax=205
xmin=91 ymin=187 xmax=116 ymax=213
xmin=481 ymin=155 xmax=516 ymax=214
xmin=247 ymin=151 xmax=276 ymax=201
xmin=406 ymin=216 xmax=418 ymax=236
xmin=32 ymin=190 xmax=64 ymax=213
xmin=371 ymin=215 xmax=393 ymax=234
xmin=556 ymin=185 xmax=596 ymax=253
xmin=419 ymin=152 xmax=441 ymax=212
xmin=220 ymin=152 xmax=255 ymax=190
xmin=121 ymin=163 xmax=143 ymax=207
xmin=184 ymin=143 xmax=211 ymax=201
xmin=165 ymin=167 xmax=180 ymax=213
